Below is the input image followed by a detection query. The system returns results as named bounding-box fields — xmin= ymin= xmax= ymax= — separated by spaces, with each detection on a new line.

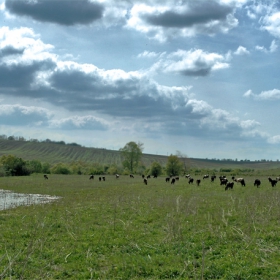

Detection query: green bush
xmin=50 ymin=163 xmax=71 ymax=174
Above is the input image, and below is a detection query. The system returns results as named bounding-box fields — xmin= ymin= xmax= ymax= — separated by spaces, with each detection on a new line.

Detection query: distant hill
xmin=0 ymin=139 xmax=280 ymax=170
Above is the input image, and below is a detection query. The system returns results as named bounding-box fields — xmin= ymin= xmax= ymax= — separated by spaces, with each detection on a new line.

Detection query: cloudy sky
xmin=0 ymin=0 xmax=280 ymax=160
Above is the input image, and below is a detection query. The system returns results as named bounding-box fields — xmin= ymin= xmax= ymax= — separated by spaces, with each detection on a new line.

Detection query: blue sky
xmin=0 ymin=0 xmax=280 ymax=160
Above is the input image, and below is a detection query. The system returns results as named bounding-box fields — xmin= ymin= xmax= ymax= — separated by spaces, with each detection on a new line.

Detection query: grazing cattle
xmin=44 ymin=174 xmax=48 ymax=179
xmin=153 ymin=175 xmax=157 ymax=178
xmin=116 ymin=174 xmax=119 ymax=179
xmin=102 ymin=176 xmax=105 ymax=181
xmin=147 ymin=175 xmax=151 ymax=179
xmin=196 ymin=179 xmax=201 ymax=186
xmin=142 ymin=174 xmax=145 ymax=179
xmin=234 ymin=178 xmax=246 ymax=186
xmin=220 ymin=178 xmax=228 ymax=186
xmin=188 ymin=178 xmax=194 ymax=184
xmin=225 ymin=182 xmax=234 ymax=190
xmin=175 ymin=176 xmax=179 ymax=181
xmin=254 ymin=179 xmax=261 ymax=188
xmin=89 ymin=175 xmax=94 ymax=180
xmin=171 ymin=178 xmax=176 ymax=184
xmin=130 ymin=174 xmax=134 ymax=178
xmin=240 ymin=179 xmax=246 ymax=187
xmin=185 ymin=174 xmax=191 ymax=178
xmin=99 ymin=177 xmax=102 ymax=181
xmin=203 ymin=175 xmax=209 ymax=179
xmin=143 ymin=178 xmax=148 ymax=185
xmin=165 ymin=177 xmax=170 ymax=182
xmin=210 ymin=175 xmax=216 ymax=182
xmin=268 ymin=177 xmax=278 ymax=187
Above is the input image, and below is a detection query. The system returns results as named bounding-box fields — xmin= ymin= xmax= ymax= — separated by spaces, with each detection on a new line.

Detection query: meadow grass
xmin=1 ymin=174 xmax=280 ymax=279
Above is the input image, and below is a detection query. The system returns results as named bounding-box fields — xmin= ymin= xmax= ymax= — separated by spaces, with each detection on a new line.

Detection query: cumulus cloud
xmin=5 ymin=0 xmax=105 ymax=26
xmin=244 ymin=89 xmax=280 ymax=100
xmin=137 ymin=51 xmax=165 ymax=58
xmin=234 ymin=45 xmax=250 ymax=55
xmin=155 ymin=49 xmax=230 ymax=76
xmin=267 ymin=135 xmax=280 ymax=144
xmin=126 ymin=1 xmax=239 ymax=41
xmin=49 ymin=115 xmax=110 ymax=130
xmin=256 ymin=40 xmax=278 ymax=53
xmin=0 ymin=104 xmax=53 ymax=126
xmin=261 ymin=11 xmax=280 ymax=38
xmin=0 ymin=25 xmax=271 ymax=147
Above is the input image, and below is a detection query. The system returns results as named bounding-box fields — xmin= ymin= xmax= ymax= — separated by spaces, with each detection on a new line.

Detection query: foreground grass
xmin=1 ymin=174 xmax=280 ymax=279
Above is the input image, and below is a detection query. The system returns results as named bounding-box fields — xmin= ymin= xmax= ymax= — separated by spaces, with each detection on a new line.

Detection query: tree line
xmin=0 ymin=141 xmax=187 ymax=177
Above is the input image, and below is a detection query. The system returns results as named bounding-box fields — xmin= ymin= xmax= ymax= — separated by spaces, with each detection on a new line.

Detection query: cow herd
xmin=43 ymin=173 xmax=280 ymax=190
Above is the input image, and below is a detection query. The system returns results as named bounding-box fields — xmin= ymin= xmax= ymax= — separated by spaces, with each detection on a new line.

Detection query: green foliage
xmin=107 ymin=165 xmax=119 ymax=175
xmin=165 ymin=154 xmax=183 ymax=176
xmin=42 ymin=162 xmax=51 ymax=174
xmin=0 ymin=165 xmax=6 ymax=177
xmin=26 ymin=159 xmax=42 ymax=173
xmin=0 ymin=154 xmax=31 ymax=176
xmin=150 ymin=161 xmax=162 ymax=177
xmin=119 ymin=141 xmax=143 ymax=173
xmin=50 ymin=163 xmax=71 ymax=174
xmin=86 ymin=163 xmax=104 ymax=175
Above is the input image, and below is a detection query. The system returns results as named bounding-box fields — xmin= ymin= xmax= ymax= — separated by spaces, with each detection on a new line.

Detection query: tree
xmin=26 ymin=160 xmax=42 ymax=173
xmin=166 ymin=155 xmax=183 ymax=176
xmin=119 ymin=141 xmax=143 ymax=173
xmin=176 ymin=150 xmax=190 ymax=174
xmin=150 ymin=161 xmax=162 ymax=177
xmin=0 ymin=155 xmax=30 ymax=176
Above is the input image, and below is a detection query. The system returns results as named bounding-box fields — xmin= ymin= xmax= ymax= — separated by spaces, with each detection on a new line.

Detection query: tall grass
xmin=0 ymin=174 xmax=280 ymax=279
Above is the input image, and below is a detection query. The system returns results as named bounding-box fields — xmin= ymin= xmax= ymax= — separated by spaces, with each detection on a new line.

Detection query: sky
xmin=0 ymin=0 xmax=280 ymax=161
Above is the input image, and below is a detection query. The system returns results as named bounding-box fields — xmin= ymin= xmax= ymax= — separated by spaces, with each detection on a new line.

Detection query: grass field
xmin=1 ymin=174 xmax=280 ymax=279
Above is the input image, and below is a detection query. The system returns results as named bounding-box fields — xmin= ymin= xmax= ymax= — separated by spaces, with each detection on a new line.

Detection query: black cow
xmin=220 ymin=178 xmax=228 ymax=186
xmin=171 ymin=178 xmax=176 ymax=184
xmin=268 ymin=177 xmax=277 ymax=187
xmin=225 ymin=182 xmax=234 ymax=190
xmin=210 ymin=175 xmax=216 ymax=182
xmin=144 ymin=178 xmax=148 ymax=185
xmin=196 ymin=179 xmax=201 ymax=186
xmin=254 ymin=179 xmax=261 ymax=188
xmin=166 ymin=177 xmax=170 ymax=182
xmin=44 ymin=174 xmax=48 ymax=179
xmin=89 ymin=175 xmax=94 ymax=180
xmin=188 ymin=178 xmax=194 ymax=184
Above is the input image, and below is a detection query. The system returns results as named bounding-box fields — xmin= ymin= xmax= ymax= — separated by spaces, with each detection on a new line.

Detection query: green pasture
xmin=1 ymin=174 xmax=280 ymax=279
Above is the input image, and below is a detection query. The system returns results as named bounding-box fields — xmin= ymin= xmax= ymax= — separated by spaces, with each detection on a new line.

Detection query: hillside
xmin=0 ymin=139 xmax=280 ymax=170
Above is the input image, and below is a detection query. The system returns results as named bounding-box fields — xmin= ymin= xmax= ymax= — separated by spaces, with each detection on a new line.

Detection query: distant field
xmin=1 ymin=174 xmax=280 ymax=279
xmin=1 ymin=139 xmax=280 ymax=171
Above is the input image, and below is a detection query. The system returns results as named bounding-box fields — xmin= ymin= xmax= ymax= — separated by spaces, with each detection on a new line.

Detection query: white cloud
xmin=159 ymin=49 xmax=230 ymax=76
xmin=126 ymin=1 xmax=239 ymax=41
xmin=267 ymin=135 xmax=280 ymax=144
xmin=49 ymin=115 xmax=110 ymax=130
xmin=137 ymin=51 xmax=165 ymax=58
xmin=243 ymin=89 xmax=280 ymax=100
xmin=261 ymin=11 xmax=280 ymax=38
xmin=255 ymin=40 xmax=278 ymax=53
xmin=0 ymin=104 xmax=53 ymax=126
xmin=234 ymin=45 xmax=250 ymax=55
